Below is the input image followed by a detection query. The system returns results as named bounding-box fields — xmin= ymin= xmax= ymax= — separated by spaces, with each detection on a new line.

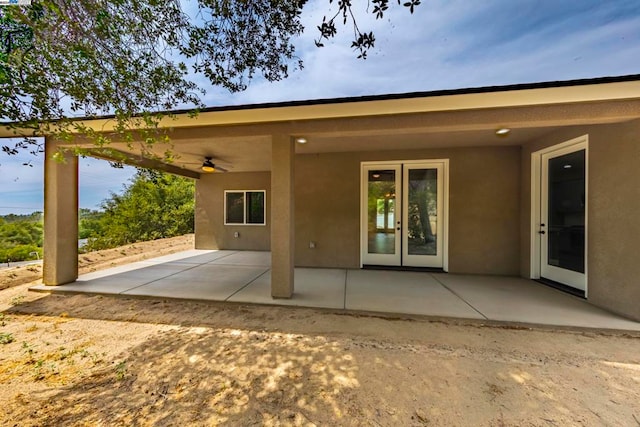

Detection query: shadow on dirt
xmin=5 ymin=321 xmax=361 ymax=425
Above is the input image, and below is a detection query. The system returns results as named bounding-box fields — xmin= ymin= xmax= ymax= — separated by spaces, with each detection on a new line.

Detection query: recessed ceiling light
xmin=496 ymin=128 xmax=511 ymax=136
xmin=295 ymin=137 xmax=308 ymax=144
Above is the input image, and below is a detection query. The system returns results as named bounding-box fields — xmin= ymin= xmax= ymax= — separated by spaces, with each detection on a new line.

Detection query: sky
xmin=1 ymin=0 xmax=639 ymax=215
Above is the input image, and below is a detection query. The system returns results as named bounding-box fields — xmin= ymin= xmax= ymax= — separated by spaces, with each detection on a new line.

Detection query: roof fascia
xmin=2 ymin=77 xmax=640 ymax=137
xmin=68 ymin=80 xmax=640 ymax=133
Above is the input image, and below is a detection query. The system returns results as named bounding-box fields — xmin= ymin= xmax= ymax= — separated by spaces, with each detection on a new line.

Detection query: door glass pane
xmin=548 ymin=150 xmax=585 ymax=273
xmin=367 ymin=170 xmax=396 ymax=254
xmin=407 ymin=168 xmax=438 ymax=255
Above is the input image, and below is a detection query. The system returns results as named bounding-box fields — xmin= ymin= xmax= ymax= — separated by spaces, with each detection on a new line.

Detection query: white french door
xmin=538 ymin=139 xmax=587 ymax=291
xmin=361 ymin=164 xmax=402 ymax=266
xmin=361 ymin=160 xmax=448 ymax=269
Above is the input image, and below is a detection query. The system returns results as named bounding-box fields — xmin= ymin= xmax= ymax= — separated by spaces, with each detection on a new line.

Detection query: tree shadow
xmin=3 ymin=294 xmax=373 ymax=424
xmin=6 ymin=322 xmax=361 ymax=425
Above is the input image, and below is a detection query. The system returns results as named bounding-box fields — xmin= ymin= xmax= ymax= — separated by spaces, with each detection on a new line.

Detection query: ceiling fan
xmin=200 ymin=156 xmax=229 ymax=173
xmin=180 ymin=155 xmax=232 ymax=173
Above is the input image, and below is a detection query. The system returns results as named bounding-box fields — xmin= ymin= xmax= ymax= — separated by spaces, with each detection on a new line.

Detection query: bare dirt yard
xmin=1 ymin=235 xmax=640 ymax=426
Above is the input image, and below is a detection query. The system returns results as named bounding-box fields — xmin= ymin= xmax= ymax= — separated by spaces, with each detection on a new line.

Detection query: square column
xmin=43 ymin=141 xmax=79 ymax=285
xmin=194 ymin=174 xmax=219 ymax=250
xmin=270 ymin=135 xmax=295 ymax=298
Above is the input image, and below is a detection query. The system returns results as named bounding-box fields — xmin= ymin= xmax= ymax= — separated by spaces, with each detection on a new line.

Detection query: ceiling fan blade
xmin=181 ymin=151 xmax=232 ymax=164
xmin=215 ymin=165 xmax=229 ymax=172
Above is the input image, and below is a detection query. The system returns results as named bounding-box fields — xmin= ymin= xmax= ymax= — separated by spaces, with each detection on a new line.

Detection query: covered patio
xmin=31 ymin=250 xmax=640 ymax=331
xmin=12 ymin=76 xmax=640 ymax=323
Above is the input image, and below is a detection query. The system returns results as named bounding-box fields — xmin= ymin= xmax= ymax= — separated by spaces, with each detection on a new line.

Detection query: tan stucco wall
xmin=295 ymin=152 xmax=360 ymax=268
xmin=194 ymin=147 xmax=521 ymax=274
xmin=295 ymin=147 xmax=521 ymax=274
xmin=520 ymin=119 xmax=640 ymax=320
xmin=195 ymin=172 xmax=271 ymax=250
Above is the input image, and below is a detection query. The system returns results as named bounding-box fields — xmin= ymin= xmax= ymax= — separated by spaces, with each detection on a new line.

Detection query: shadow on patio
xmin=31 ymin=250 xmax=640 ymax=331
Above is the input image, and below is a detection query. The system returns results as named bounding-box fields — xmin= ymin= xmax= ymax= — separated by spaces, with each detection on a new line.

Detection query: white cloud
xmin=201 ymin=0 xmax=640 ymax=105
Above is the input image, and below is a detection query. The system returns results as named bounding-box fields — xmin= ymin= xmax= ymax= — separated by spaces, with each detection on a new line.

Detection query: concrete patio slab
xmin=211 ymin=251 xmax=271 ymax=266
xmin=122 ymin=264 xmax=269 ymax=301
xmin=229 ymin=268 xmax=346 ymax=309
xmin=29 ymin=250 xmax=640 ymax=331
xmin=435 ymin=274 xmax=640 ymax=330
xmin=143 ymin=250 xmax=231 ymax=265
xmin=31 ymin=262 xmax=197 ymax=294
xmin=32 ymin=276 xmax=145 ymax=294
xmin=345 ymin=270 xmax=485 ymax=319
xmin=75 ymin=262 xmax=156 ymax=281
xmin=110 ymin=262 xmax=196 ymax=279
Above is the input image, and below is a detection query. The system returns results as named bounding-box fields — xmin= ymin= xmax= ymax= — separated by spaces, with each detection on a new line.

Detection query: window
xmin=224 ymin=190 xmax=266 ymax=225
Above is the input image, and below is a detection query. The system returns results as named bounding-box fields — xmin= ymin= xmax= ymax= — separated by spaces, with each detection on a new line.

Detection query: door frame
xmin=360 ymin=159 xmax=449 ymax=271
xmin=530 ymin=135 xmax=588 ymax=295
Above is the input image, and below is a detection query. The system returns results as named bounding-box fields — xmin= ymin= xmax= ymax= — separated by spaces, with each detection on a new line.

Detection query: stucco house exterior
xmin=10 ymin=75 xmax=640 ymax=321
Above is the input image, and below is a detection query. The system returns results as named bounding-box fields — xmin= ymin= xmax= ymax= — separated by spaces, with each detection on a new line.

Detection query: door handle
xmin=539 ymin=230 xmax=546 ymax=234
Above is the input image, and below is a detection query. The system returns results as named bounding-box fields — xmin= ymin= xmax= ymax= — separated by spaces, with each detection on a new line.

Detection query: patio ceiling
xmin=86 ymin=124 xmax=566 ymax=174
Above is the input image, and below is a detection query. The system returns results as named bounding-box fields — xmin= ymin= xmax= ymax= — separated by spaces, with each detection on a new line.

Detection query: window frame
xmin=223 ymin=190 xmax=267 ymax=226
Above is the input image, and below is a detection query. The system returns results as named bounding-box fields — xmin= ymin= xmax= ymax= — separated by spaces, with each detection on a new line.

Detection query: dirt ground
xmin=1 ymin=236 xmax=640 ymax=426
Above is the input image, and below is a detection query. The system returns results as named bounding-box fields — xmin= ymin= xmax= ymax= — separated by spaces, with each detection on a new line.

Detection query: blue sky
xmin=1 ymin=0 xmax=639 ymax=215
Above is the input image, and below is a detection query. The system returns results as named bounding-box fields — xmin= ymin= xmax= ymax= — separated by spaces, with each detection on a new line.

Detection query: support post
xmin=270 ymin=134 xmax=295 ymax=298
xmin=43 ymin=141 xmax=78 ymax=285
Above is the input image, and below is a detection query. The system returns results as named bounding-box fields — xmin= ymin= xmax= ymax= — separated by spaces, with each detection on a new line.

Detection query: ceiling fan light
xmin=202 ymin=158 xmax=216 ymax=172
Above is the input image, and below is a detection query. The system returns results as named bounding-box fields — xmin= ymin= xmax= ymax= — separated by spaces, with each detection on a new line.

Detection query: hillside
xmin=0 ymin=234 xmax=194 ymax=290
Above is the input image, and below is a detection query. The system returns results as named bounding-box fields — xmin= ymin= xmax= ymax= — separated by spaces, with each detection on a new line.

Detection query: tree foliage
xmin=0 ymin=215 xmax=43 ymax=261
xmin=83 ymin=169 xmax=195 ymax=250
xmin=315 ymin=0 xmax=421 ymax=59
xmin=0 ymin=0 xmax=306 ymax=158
xmin=78 ymin=208 xmax=103 ymax=239
xmin=1 ymin=0 xmax=421 ymax=157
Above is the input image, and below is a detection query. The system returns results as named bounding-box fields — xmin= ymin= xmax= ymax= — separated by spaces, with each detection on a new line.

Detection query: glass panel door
xmin=361 ymin=161 xmax=447 ymax=269
xmin=362 ymin=165 xmax=401 ymax=265
xmin=541 ymin=146 xmax=586 ymax=290
xmin=403 ymin=163 xmax=444 ymax=267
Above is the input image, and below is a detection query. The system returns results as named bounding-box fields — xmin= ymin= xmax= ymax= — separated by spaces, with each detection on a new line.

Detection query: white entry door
xmin=361 ymin=161 xmax=447 ymax=268
xmin=539 ymin=142 xmax=587 ymax=291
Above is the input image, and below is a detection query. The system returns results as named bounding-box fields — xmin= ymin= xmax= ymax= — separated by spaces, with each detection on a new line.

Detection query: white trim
xmin=223 ymin=190 xmax=267 ymax=226
xmin=443 ymin=159 xmax=450 ymax=272
xmin=530 ymin=135 xmax=588 ymax=295
xmin=530 ymin=153 xmax=541 ymax=279
xmin=359 ymin=170 xmax=364 ymax=268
